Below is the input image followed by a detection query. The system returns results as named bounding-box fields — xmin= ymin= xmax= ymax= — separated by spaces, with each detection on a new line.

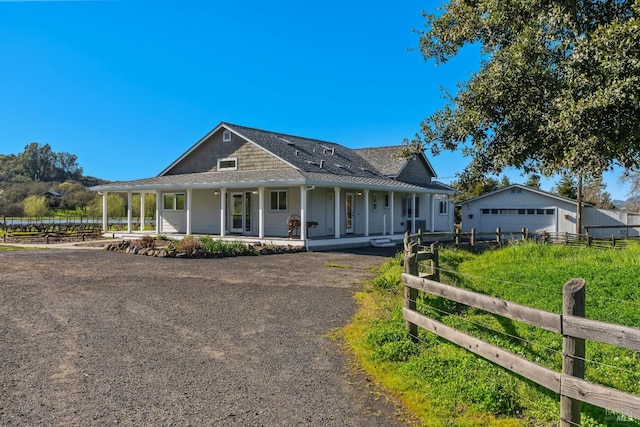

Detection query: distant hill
xmin=613 ymin=197 xmax=640 ymax=210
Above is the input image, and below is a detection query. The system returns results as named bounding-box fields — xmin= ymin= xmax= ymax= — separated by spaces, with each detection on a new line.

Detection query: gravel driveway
xmin=0 ymin=247 xmax=408 ymax=426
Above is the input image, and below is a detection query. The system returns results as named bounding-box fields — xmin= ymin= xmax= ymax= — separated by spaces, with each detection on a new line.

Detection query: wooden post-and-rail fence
xmin=402 ymin=233 xmax=640 ymax=425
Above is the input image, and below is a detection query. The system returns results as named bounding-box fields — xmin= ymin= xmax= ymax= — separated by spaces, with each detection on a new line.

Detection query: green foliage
xmin=22 ymin=195 xmax=49 ymax=218
xmin=371 ymin=253 xmax=403 ymax=293
xmin=553 ymin=173 xmax=578 ymax=199
xmin=0 ymin=145 xmax=104 ymax=216
xmin=410 ymin=0 xmax=640 ymax=184
xmin=348 ymin=242 xmax=640 ymax=425
xmin=199 ymin=235 xmax=247 ymax=254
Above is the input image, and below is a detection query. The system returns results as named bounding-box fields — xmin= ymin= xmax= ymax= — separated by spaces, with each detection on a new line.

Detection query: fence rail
xmin=402 ymin=233 xmax=640 ymax=425
xmin=409 ymin=226 xmax=640 ymax=249
xmin=2 ymin=216 xmax=103 ymax=243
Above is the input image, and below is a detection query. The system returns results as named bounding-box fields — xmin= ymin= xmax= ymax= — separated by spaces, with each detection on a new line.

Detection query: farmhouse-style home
xmin=91 ymin=122 xmax=455 ymax=249
xmin=459 ymin=184 xmax=640 ymax=237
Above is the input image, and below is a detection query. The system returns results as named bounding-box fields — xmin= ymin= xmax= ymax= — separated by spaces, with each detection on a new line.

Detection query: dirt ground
xmin=0 ymin=245 xmax=412 ymax=426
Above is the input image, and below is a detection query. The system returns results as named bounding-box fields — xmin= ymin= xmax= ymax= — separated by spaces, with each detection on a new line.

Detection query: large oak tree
xmin=408 ymin=0 xmax=640 ymax=232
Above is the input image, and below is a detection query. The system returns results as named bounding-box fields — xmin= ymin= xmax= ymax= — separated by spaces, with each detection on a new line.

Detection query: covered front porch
xmin=99 ymin=184 xmax=453 ymax=248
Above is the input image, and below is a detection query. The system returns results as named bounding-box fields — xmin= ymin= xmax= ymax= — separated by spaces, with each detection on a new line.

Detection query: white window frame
xmin=439 ymin=200 xmax=448 ymax=215
xmin=269 ymin=190 xmax=288 ymax=211
xmin=163 ymin=193 xmax=185 ymax=211
xmin=217 ymin=157 xmax=238 ymax=171
xmin=223 ymin=130 xmax=232 ymax=142
xmin=372 ymin=193 xmax=378 ymax=211
xmin=383 ymin=193 xmax=390 ymax=209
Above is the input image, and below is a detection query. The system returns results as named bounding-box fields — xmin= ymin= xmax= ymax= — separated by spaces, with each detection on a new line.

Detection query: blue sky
xmin=0 ymin=0 xmax=631 ymax=200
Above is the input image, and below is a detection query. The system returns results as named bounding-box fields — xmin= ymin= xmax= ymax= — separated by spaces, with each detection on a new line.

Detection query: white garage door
xmin=479 ymin=208 xmax=556 ymax=234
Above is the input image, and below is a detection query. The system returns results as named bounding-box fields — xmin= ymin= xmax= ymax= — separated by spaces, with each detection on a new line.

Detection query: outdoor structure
xmin=91 ymin=122 xmax=455 ymax=249
xmin=459 ymin=184 xmax=640 ymax=237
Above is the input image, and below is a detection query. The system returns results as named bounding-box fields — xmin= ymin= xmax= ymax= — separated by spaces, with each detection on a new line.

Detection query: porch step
xmin=370 ymin=238 xmax=396 ymax=248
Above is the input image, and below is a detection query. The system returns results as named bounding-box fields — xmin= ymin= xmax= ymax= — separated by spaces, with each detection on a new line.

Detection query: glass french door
xmin=345 ymin=192 xmax=354 ymax=234
xmin=230 ymin=192 xmax=252 ymax=233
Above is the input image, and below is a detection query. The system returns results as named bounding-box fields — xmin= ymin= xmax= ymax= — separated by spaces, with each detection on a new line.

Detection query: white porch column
xmin=127 ymin=191 xmax=133 ymax=233
xmin=300 ymin=186 xmax=307 ymax=241
xmin=102 ymin=191 xmax=108 ymax=234
xmin=140 ymin=192 xmax=146 ymax=231
xmin=186 ymin=188 xmax=192 ymax=235
xmin=220 ymin=188 xmax=226 ymax=237
xmin=155 ymin=190 xmax=162 ymax=234
xmin=334 ymin=187 xmax=341 ymax=239
xmin=431 ymin=194 xmax=436 ymax=232
xmin=411 ymin=192 xmax=417 ymax=234
xmin=258 ymin=187 xmax=265 ymax=239
xmin=364 ymin=189 xmax=370 ymax=237
xmin=390 ymin=191 xmax=395 ymax=235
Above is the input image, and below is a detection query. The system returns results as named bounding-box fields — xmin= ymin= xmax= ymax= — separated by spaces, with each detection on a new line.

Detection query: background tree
xmin=23 ymin=195 xmax=49 ymax=219
xmin=498 ymin=175 xmax=511 ymax=189
xmin=407 ymin=0 xmax=640 ymax=233
xmin=582 ymin=174 xmax=615 ymax=209
xmin=553 ymin=174 xmax=578 ymax=199
xmin=524 ymin=174 xmax=541 ymax=189
xmin=18 ymin=143 xmax=83 ymax=182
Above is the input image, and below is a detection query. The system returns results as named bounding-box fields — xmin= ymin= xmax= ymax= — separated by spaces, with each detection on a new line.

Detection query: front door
xmin=345 ymin=192 xmax=354 ymax=234
xmin=230 ymin=192 xmax=252 ymax=234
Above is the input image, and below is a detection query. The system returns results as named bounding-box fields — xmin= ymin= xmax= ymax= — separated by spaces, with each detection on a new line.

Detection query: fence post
xmin=2 ymin=215 xmax=5 ymax=243
xmin=454 ymin=227 xmax=460 ymax=247
xmin=430 ymin=242 xmax=440 ymax=282
xmin=470 ymin=228 xmax=476 ymax=247
xmin=417 ymin=228 xmax=423 ymax=246
xmin=561 ymin=279 xmax=586 ymax=427
xmin=496 ymin=227 xmax=501 ymax=246
xmin=612 ymin=234 xmax=615 ymax=248
xmin=404 ymin=241 xmax=419 ymax=343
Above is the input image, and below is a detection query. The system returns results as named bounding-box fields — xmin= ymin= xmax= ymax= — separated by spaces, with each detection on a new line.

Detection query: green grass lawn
xmin=343 ymin=242 xmax=640 ymax=426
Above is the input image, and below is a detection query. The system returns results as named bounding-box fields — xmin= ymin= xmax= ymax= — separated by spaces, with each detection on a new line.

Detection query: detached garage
xmin=458 ymin=185 xmax=581 ymax=234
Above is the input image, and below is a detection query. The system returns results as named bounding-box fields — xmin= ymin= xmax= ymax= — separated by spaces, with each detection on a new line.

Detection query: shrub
xmin=173 ymin=235 xmax=202 ymax=255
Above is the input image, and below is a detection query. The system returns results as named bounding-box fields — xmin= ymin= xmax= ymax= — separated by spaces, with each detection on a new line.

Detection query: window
xmin=372 ymin=193 xmax=378 ymax=210
xmin=510 ymin=188 xmax=522 ymax=194
xmin=546 ymin=209 xmax=555 ymax=215
xmin=439 ymin=200 xmax=448 ymax=215
xmin=223 ymin=130 xmax=232 ymax=142
xmin=217 ymin=157 xmax=238 ymax=171
xmin=163 ymin=193 xmax=185 ymax=211
xmin=384 ymin=193 xmax=390 ymax=208
xmin=270 ymin=190 xmax=287 ymax=211
xmin=482 ymin=208 xmax=490 ymax=214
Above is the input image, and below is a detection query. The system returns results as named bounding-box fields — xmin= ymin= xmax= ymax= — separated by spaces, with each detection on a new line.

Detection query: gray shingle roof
xmin=353 ymin=146 xmax=407 ymax=177
xmin=91 ymin=122 xmax=454 ymax=194
xmin=223 ymin=123 xmax=384 ymax=178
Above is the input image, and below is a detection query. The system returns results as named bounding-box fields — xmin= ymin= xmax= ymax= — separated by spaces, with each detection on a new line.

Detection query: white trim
xmin=222 ymin=130 xmax=232 ymax=142
xmin=127 ymin=191 xmax=133 ymax=233
xmin=217 ymin=157 xmax=238 ymax=171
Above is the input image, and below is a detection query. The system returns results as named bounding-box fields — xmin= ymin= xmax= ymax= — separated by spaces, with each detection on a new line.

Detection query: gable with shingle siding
xmin=396 ymin=156 xmax=433 ymax=186
xmin=164 ymin=128 xmax=290 ymax=175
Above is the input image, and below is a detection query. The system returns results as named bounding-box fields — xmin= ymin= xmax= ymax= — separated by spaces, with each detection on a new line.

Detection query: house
xmin=458 ymin=184 xmax=640 ymax=238
xmin=91 ymin=122 xmax=455 ymax=249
